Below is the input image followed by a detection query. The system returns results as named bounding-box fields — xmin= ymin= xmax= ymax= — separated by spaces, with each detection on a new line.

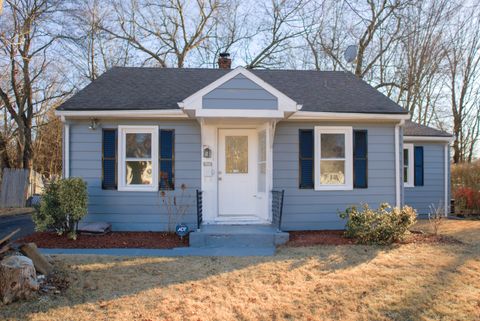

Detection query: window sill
xmin=118 ymin=186 xmax=158 ymax=192
xmin=314 ymin=185 xmax=353 ymax=191
xmin=404 ymin=184 xmax=414 ymax=188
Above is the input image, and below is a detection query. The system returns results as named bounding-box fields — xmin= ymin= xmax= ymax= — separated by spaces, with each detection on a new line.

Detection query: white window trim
xmin=118 ymin=125 xmax=159 ymax=192
xmin=314 ymin=126 xmax=353 ymax=191
xmin=404 ymin=143 xmax=414 ymax=188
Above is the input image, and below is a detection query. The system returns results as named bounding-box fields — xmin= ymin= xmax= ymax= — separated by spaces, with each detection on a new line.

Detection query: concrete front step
xmin=189 ymin=224 xmax=289 ymax=248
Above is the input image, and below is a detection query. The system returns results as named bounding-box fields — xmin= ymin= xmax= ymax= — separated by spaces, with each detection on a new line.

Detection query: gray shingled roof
xmin=404 ymin=120 xmax=451 ymax=137
xmin=58 ymin=67 xmax=408 ymax=114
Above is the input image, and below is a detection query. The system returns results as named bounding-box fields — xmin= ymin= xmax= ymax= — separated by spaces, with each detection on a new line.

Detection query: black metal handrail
xmin=271 ymin=190 xmax=285 ymax=231
xmin=196 ymin=190 xmax=203 ymax=229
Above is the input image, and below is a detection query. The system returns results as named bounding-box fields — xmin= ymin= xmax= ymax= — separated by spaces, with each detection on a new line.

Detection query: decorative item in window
xmin=314 ymin=126 xmax=353 ymax=190
xmin=225 ymin=136 xmax=248 ymax=173
xmin=118 ymin=126 xmax=158 ymax=191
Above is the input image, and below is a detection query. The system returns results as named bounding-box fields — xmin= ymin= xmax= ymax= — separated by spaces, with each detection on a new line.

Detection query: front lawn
xmin=1 ymin=220 xmax=479 ymax=321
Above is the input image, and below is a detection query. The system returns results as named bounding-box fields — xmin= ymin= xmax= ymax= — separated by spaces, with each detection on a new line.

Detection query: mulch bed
xmin=286 ymin=230 xmax=462 ymax=247
xmin=17 ymin=232 xmax=188 ymax=249
xmin=287 ymin=230 xmax=356 ymax=246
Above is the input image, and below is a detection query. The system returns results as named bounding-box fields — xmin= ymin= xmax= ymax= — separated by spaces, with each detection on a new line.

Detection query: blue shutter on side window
xmin=160 ymin=130 xmax=175 ymax=190
xmin=299 ymin=130 xmax=314 ymax=189
xmin=102 ymin=129 xmax=117 ymax=189
xmin=353 ymin=130 xmax=368 ymax=188
xmin=414 ymin=146 xmax=424 ymax=186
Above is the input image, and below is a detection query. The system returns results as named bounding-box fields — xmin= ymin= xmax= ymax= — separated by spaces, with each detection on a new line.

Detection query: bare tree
xmin=0 ymin=0 xmax=68 ymax=169
xmin=195 ymin=0 xmax=252 ymax=68
xmin=101 ymin=0 xmax=224 ymax=68
xmin=385 ymin=0 xmax=456 ymax=125
xmin=243 ymin=0 xmax=307 ymax=69
xmin=33 ymin=109 xmax=62 ymax=177
xmin=63 ymin=0 xmax=134 ymax=82
xmin=445 ymin=12 xmax=480 ymax=163
xmin=304 ymin=0 xmax=409 ymax=78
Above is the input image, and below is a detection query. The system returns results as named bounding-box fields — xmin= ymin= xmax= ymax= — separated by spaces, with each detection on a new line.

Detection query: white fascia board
xmin=180 ymin=67 xmax=299 ymax=112
xmin=195 ymin=109 xmax=285 ymax=119
xmin=403 ymin=136 xmax=453 ymax=143
xmin=289 ymin=111 xmax=411 ymax=121
xmin=55 ymin=109 xmax=188 ymax=119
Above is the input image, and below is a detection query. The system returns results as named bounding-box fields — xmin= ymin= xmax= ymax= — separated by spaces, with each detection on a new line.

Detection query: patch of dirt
xmin=401 ymin=231 xmax=463 ymax=245
xmin=286 ymin=230 xmax=356 ymax=247
xmin=17 ymin=232 xmax=188 ymax=249
xmin=39 ymin=268 xmax=71 ymax=295
xmin=286 ymin=230 xmax=463 ymax=247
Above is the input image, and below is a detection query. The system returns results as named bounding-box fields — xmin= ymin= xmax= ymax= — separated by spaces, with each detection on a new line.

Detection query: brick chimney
xmin=218 ymin=52 xmax=232 ymax=69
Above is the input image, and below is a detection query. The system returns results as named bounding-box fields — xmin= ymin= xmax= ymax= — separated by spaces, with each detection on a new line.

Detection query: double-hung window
xmin=118 ymin=126 xmax=158 ymax=191
xmin=403 ymin=143 xmax=414 ymax=187
xmin=314 ymin=127 xmax=353 ymax=190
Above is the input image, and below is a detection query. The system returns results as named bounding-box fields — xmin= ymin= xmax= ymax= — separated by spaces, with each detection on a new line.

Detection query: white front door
xmin=218 ymin=129 xmax=257 ymax=218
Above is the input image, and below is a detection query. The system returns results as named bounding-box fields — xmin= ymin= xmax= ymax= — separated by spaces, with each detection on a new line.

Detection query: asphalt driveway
xmin=0 ymin=213 xmax=35 ymax=240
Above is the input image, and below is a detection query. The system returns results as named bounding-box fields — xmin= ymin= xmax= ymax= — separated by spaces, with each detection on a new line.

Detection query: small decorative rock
xmin=0 ymin=255 xmax=39 ymax=304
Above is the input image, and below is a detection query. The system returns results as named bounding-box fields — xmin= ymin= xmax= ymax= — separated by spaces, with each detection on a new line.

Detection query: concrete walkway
xmin=40 ymin=246 xmax=276 ymax=257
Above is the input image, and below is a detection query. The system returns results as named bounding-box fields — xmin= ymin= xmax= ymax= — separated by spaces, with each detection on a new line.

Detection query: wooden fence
xmin=0 ymin=168 xmax=44 ymax=208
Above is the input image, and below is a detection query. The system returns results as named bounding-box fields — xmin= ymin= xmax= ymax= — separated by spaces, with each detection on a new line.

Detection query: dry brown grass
xmin=1 ymin=220 xmax=480 ymax=321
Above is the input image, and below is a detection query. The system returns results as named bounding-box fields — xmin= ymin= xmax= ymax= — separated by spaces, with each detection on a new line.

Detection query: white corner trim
xmin=55 ymin=109 xmax=188 ymax=119
xmin=195 ymin=109 xmax=285 ymax=119
xmin=289 ymin=111 xmax=410 ymax=121
xmin=444 ymin=143 xmax=449 ymax=217
xmin=395 ymin=123 xmax=401 ymax=207
xmin=179 ymin=67 xmax=299 ymax=112
xmin=403 ymin=135 xmax=453 ymax=142
xmin=64 ymin=124 xmax=70 ymax=178
xmin=117 ymin=125 xmax=159 ymax=192
xmin=314 ymin=126 xmax=353 ymax=191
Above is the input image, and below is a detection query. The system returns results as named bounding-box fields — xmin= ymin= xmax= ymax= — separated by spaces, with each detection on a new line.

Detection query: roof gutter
xmin=288 ymin=111 xmax=410 ymax=121
xmin=55 ymin=109 xmax=188 ymax=120
xmin=403 ymin=135 xmax=453 ymax=143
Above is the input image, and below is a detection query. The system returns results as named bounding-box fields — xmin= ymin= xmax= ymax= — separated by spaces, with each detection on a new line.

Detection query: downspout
xmin=63 ymin=123 xmax=70 ymax=178
xmin=444 ymin=143 xmax=449 ymax=217
xmin=395 ymin=120 xmax=405 ymax=208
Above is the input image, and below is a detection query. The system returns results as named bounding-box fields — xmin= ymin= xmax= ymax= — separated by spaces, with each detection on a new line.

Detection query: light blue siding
xmin=203 ymin=74 xmax=278 ymax=109
xmin=69 ymin=119 xmax=201 ymax=231
xmin=404 ymin=142 xmax=448 ymax=215
xmin=274 ymin=122 xmax=397 ymax=230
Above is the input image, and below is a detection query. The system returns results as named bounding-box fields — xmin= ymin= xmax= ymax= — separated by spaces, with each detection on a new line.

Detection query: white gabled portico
xmin=178 ymin=67 xmax=300 ymax=225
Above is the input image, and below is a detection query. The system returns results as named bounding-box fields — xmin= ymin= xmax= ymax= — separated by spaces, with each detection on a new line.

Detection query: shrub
xmin=33 ymin=180 xmax=64 ymax=232
xmin=451 ymin=162 xmax=480 ymax=214
xmin=33 ymin=177 xmax=88 ymax=239
xmin=339 ymin=203 xmax=417 ymax=245
xmin=428 ymin=203 xmax=444 ymax=236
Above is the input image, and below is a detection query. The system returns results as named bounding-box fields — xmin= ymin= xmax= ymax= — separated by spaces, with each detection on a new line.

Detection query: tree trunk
xmin=0 ymin=255 xmax=39 ymax=304
xmin=20 ymin=243 xmax=53 ymax=276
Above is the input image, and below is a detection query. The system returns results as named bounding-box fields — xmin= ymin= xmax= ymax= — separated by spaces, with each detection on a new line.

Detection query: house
xmin=55 ymin=54 xmax=452 ymax=246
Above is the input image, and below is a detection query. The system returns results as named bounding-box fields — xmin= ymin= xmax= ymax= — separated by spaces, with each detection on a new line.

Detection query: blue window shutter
xmin=353 ymin=130 xmax=368 ymax=188
xmin=160 ymin=130 xmax=175 ymax=190
xmin=414 ymin=146 xmax=424 ymax=186
xmin=102 ymin=129 xmax=117 ymax=189
xmin=299 ymin=129 xmax=314 ymax=189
